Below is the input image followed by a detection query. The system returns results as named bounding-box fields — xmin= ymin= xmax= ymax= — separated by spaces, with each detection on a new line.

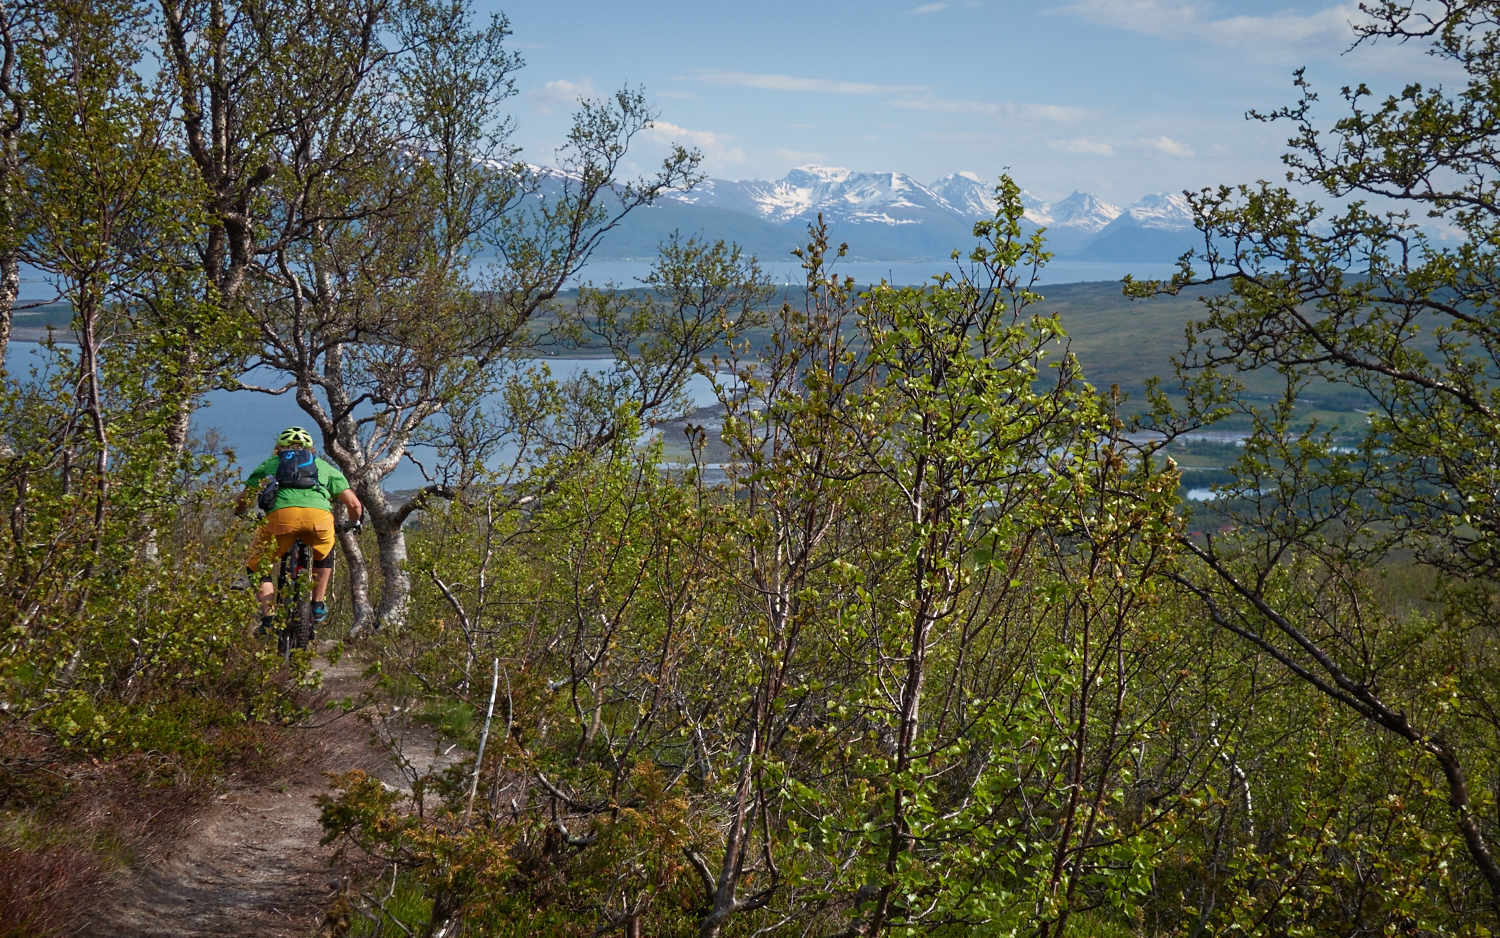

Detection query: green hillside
xmin=1039 ymin=279 xmax=1372 ymax=435
xmin=1038 ymin=279 xmax=1212 ymax=397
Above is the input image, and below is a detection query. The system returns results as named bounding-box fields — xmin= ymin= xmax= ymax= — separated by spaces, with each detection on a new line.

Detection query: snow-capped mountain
xmin=1106 ymin=192 xmax=1195 ymax=230
xmin=926 ymin=173 xmax=1119 ymax=233
xmin=664 ymin=166 xmax=1143 ymax=235
xmin=928 ymin=171 xmax=1000 ymax=218
xmin=668 ymin=166 xmax=962 ymax=227
xmin=599 ymin=165 xmax=1197 ymax=262
xmin=1075 ymin=193 xmax=1200 ymax=262
xmin=1036 ymin=191 xmax=1123 ymax=232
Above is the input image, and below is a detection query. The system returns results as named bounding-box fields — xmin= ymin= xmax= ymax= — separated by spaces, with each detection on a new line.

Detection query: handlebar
xmin=336 ymin=518 xmax=364 ymax=534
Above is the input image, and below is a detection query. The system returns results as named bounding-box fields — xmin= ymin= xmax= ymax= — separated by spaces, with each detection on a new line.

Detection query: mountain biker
xmin=235 ymin=427 xmax=363 ymax=637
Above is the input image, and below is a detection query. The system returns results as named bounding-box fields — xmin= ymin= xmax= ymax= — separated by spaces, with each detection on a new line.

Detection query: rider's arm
xmin=238 ymin=458 xmax=276 ymax=516
xmin=338 ymin=487 xmax=363 ymax=522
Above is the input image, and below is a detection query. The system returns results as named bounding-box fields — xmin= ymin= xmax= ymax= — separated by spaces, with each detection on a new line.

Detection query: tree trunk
xmin=338 ymin=519 xmax=374 ymax=634
xmin=0 ymin=252 xmax=15 ymax=366
xmin=358 ymin=480 xmax=411 ymax=630
xmin=161 ymin=344 xmax=200 ymax=455
xmin=374 ymin=517 xmax=410 ymax=630
xmin=301 ymin=337 xmax=415 ymax=634
xmin=1 ymin=4 xmax=19 ymax=372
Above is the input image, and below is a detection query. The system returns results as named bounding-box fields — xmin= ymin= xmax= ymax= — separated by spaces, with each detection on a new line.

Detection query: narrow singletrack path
xmin=84 ymin=651 xmax=454 ymax=938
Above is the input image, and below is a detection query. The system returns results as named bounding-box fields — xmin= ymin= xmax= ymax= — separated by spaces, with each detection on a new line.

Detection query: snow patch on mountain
xmin=927 ymin=172 xmax=1062 ymax=227
xmin=929 ymin=171 xmax=997 ymax=217
xmin=1044 ymin=192 xmax=1123 ymax=231
xmin=1112 ymin=192 xmax=1195 ymax=229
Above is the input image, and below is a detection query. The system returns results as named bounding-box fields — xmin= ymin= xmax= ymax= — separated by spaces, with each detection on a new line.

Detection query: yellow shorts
xmin=246 ymin=506 xmax=337 ymax=572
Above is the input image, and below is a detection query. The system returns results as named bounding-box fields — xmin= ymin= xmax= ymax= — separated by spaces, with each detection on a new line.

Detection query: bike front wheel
xmin=281 ymin=594 xmax=311 ymax=654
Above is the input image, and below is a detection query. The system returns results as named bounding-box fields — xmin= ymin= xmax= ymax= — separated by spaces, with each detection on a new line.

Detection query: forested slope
xmin=4 ymin=1 xmax=1500 ymax=937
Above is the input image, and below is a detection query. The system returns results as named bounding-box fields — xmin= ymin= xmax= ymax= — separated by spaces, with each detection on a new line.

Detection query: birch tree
xmin=0 ymin=0 xmax=31 ymax=362
xmin=1130 ymin=1 xmax=1500 ymax=919
xmin=230 ymin=0 xmax=699 ymax=629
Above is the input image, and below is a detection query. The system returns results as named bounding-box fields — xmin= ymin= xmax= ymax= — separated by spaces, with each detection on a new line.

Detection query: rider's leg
xmin=255 ymin=576 xmax=275 ymax=615
xmin=311 ymin=548 xmax=335 ymax=602
xmin=245 ymin=530 xmax=279 ymax=615
xmin=312 ymin=565 xmax=333 ymax=602
xmin=249 ymin=568 xmax=275 ymax=635
xmin=310 ymin=550 xmax=335 ymax=624
xmin=247 ymin=522 xmax=305 ymax=634
xmin=245 ymin=525 xmax=290 ymax=619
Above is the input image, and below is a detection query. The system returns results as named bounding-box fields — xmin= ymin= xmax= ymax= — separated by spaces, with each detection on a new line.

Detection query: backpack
xmin=257 ymin=449 xmax=323 ymax=512
xmin=275 ymin=448 xmax=322 ymax=490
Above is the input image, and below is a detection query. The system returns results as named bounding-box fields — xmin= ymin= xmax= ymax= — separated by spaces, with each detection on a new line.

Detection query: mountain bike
xmin=274 ymin=538 xmax=314 ymax=657
xmin=274 ymin=518 xmax=360 ymax=658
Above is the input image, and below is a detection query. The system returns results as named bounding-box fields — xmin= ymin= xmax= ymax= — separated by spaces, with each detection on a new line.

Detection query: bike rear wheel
xmin=276 ymin=541 xmax=314 ymax=656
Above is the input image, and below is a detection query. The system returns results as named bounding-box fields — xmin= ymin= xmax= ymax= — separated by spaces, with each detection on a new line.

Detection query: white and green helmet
xmin=276 ymin=426 xmax=315 ymax=449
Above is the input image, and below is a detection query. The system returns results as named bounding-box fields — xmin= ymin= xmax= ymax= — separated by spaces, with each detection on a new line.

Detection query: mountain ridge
xmin=536 ymin=164 xmax=1200 ymax=263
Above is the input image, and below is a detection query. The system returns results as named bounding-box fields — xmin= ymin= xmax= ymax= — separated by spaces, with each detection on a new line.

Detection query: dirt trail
xmin=84 ymin=650 xmax=456 ymax=938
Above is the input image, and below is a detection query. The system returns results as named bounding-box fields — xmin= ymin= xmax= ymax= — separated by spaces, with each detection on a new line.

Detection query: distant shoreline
xmin=11 ymin=328 xmax=75 ymax=345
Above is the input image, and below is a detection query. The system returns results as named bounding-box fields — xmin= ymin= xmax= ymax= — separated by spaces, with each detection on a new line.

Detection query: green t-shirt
xmin=245 ymin=453 xmax=350 ymax=512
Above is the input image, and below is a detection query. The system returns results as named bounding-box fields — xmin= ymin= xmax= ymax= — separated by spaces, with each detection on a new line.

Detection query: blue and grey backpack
xmin=257 ymin=448 xmax=323 ymax=512
xmin=275 ymin=448 xmax=321 ymax=490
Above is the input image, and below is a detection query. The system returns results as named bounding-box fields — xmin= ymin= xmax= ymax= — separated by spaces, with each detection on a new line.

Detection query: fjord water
xmin=575 ymin=258 xmax=1181 ymax=289
xmin=3 ymin=343 xmax=715 ymax=490
xmin=20 ymin=259 xmax=1179 ymax=301
xmin=9 ymin=258 xmax=1173 ymax=490
xmin=191 ymin=360 xmax=721 ymax=489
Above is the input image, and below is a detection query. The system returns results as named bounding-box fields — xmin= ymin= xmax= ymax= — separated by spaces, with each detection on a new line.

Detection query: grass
xmin=0 ymin=841 xmax=103 ymax=938
xmin=1040 ymin=280 xmax=1221 ymax=402
xmin=348 ymin=875 xmax=434 ymax=937
xmin=413 ymin=698 xmax=476 ymax=744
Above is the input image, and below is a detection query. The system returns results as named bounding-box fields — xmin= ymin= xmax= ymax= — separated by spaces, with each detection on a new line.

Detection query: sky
xmin=478 ymin=0 xmax=1460 ymax=207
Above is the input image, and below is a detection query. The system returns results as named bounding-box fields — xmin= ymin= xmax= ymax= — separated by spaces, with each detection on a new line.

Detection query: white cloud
xmin=526 ymin=78 xmax=596 ymax=115
xmin=693 ymin=70 xmax=928 ymax=95
xmin=921 ymin=131 xmax=1006 ymax=145
xmin=889 ymin=95 xmax=1093 ymax=122
xmin=657 ymin=90 xmax=696 ymax=100
xmin=911 ymin=2 xmax=949 ymax=12
xmin=1059 ymin=0 xmax=1362 ymax=54
xmin=687 ymin=72 xmax=1091 ymax=132
xmin=1050 ymin=138 xmax=1115 ymax=156
xmin=646 ymin=121 xmax=746 ymax=164
xmin=1145 ymin=135 xmax=1195 ymax=157
xmin=775 ymin=148 xmax=827 ymax=164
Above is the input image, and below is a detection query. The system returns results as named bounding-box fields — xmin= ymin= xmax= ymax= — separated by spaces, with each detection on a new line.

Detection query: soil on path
xmin=82 ymin=650 xmax=456 ymax=938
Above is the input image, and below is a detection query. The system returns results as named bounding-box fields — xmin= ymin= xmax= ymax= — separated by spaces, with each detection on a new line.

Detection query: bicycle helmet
xmin=276 ymin=426 xmax=315 ymax=449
